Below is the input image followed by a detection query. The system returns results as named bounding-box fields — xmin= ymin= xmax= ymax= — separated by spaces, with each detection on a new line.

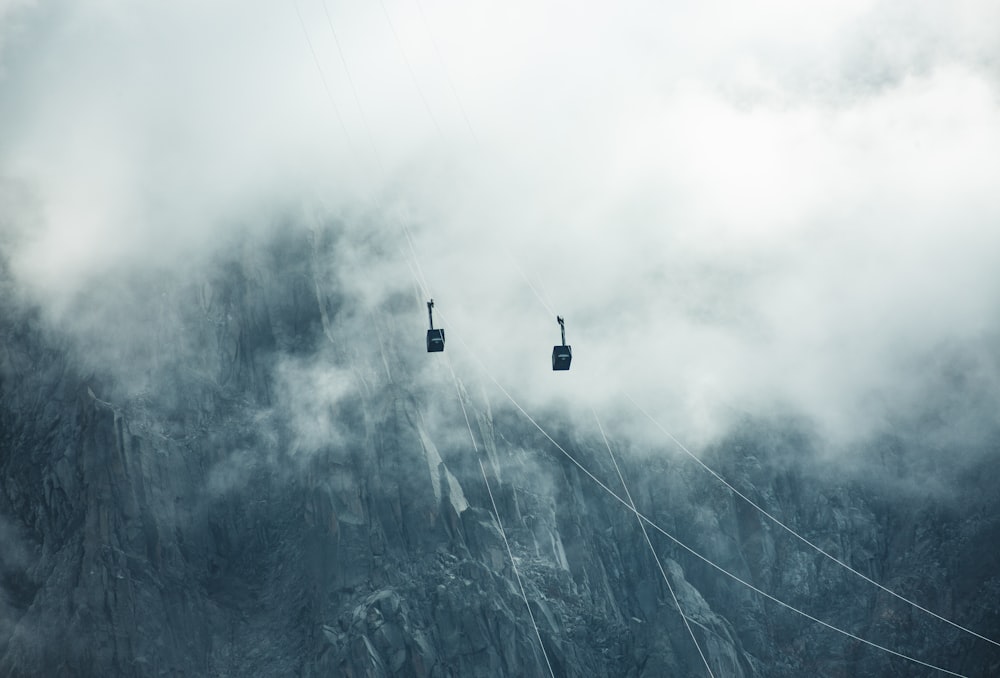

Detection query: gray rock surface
xmin=1 ymin=227 xmax=998 ymax=677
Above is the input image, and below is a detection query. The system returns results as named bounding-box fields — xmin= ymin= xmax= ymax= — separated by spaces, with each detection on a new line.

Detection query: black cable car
xmin=552 ymin=315 xmax=571 ymax=370
xmin=426 ymin=299 xmax=445 ymax=352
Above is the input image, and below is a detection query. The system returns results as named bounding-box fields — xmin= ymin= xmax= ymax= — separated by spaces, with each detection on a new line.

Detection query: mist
xmin=3 ymin=0 xmax=1000 ymax=469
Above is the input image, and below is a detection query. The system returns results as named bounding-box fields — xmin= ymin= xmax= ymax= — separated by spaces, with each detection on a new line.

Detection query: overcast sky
xmin=3 ymin=0 xmax=1000 ymax=454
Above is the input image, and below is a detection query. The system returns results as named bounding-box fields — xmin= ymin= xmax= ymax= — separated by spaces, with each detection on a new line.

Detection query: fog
xmin=3 ymin=0 xmax=1000 ymax=461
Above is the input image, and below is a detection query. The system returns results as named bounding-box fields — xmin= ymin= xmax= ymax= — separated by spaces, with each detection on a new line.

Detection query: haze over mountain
xmin=2 ymin=1 xmax=1000 ymax=676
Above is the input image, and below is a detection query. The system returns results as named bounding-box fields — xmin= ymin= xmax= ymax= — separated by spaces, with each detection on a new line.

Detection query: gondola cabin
xmin=552 ymin=344 xmax=572 ymax=370
xmin=552 ymin=315 xmax=572 ymax=371
xmin=426 ymin=299 xmax=445 ymax=353
xmin=427 ymin=328 xmax=445 ymax=352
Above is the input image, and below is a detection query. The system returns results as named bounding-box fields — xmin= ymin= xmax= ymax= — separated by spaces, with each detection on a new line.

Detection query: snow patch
xmin=443 ymin=465 xmax=469 ymax=514
xmin=417 ymin=424 xmax=443 ymax=502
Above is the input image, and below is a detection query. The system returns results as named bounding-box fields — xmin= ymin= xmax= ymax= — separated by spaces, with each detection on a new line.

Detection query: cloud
xmin=0 ymin=1 xmax=33 ymax=71
xmin=2 ymin=0 xmax=1000 ymax=464
xmin=273 ymin=354 xmax=355 ymax=456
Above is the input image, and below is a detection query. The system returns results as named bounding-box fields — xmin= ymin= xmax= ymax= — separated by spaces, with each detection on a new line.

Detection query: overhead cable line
xmin=296 ymin=0 xmax=433 ymax=301
xmin=378 ymin=0 xmax=444 ymax=138
xmin=294 ymin=7 xmax=548 ymax=660
xmin=321 ymin=0 xmax=385 ymax=175
xmin=411 ymin=0 xmax=479 ymax=145
xmin=291 ymin=0 xmax=355 ymax=156
xmin=478 ymin=457 xmax=556 ymax=678
xmin=433 ymin=311 xmax=969 ymax=677
xmin=507 ymin=250 xmax=557 ymax=318
xmin=301 ymin=7 xmax=545 ymax=653
xmin=625 ymin=392 xmax=1000 ymax=651
xmin=443 ymin=356 xmax=556 ymax=678
xmin=404 ymin=2 xmax=562 ymax=319
xmin=320 ymin=2 xmax=438 ymax=303
xmin=594 ymin=408 xmax=715 ymax=678
xmin=399 ymin=217 xmax=432 ymax=300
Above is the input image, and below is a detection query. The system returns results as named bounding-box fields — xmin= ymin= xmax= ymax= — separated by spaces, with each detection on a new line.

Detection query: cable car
xmin=552 ymin=315 xmax=571 ymax=370
xmin=426 ymin=299 xmax=445 ymax=352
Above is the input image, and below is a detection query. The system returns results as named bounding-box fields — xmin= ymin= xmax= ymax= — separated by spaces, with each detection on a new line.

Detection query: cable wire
xmin=412 ymin=0 xmax=479 ymax=145
xmin=303 ymin=0 xmax=433 ymax=302
xmin=506 ymin=249 xmax=557 ymax=318
xmin=478 ymin=457 xmax=557 ymax=678
xmin=378 ymin=0 xmax=444 ymax=138
xmin=443 ymin=356 xmax=556 ymax=678
xmin=625 ymin=392 xmax=1000 ymax=651
xmin=299 ymin=12 xmax=542 ymax=650
xmin=405 ymin=2 xmax=560 ymax=321
xmin=321 ymin=0 xmax=385 ymax=175
xmin=594 ymin=408 xmax=715 ymax=678
xmin=399 ymin=216 xmax=432 ymax=301
xmin=291 ymin=0 xmax=354 ymax=150
xmin=296 ymin=11 xmax=543 ymax=651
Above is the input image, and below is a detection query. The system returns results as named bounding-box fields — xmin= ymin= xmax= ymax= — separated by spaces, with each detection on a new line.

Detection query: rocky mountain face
xmin=1 ymin=226 xmax=998 ymax=677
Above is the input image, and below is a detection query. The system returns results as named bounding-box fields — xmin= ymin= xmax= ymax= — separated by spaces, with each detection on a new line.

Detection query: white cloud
xmin=3 ymin=0 xmax=1000 ymax=454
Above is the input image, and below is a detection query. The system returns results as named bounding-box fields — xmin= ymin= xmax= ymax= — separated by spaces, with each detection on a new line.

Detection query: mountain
xmin=1 ymin=225 xmax=998 ymax=677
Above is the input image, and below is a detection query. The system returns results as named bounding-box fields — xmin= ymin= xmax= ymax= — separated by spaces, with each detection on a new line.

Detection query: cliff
xmin=1 ymin=226 xmax=998 ymax=677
